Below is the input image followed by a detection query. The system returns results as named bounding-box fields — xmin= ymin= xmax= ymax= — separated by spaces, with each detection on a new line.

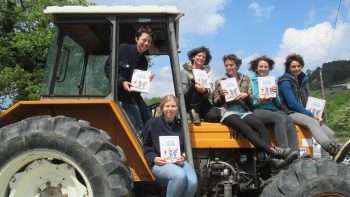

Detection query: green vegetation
xmin=310 ymin=88 xmax=350 ymax=144
xmin=0 ymin=0 xmax=89 ymax=109
xmin=144 ymin=97 xmax=162 ymax=106
xmin=307 ymin=60 xmax=350 ymax=90
xmin=308 ymin=60 xmax=350 ymax=144
xmin=325 ymin=92 xmax=350 ymax=144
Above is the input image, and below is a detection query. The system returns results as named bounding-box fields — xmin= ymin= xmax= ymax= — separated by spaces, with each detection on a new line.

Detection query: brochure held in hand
xmin=257 ymin=76 xmax=276 ymax=98
xmin=192 ymin=69 xmax=211 ymax=89
xmin=220 ymin=77 xmax=240 ymax=102
xmin=130 ymin=69 xmax=151 ymax=93
xmin=159 ymin=136 xmax=181 ymax=163
xmin=305 ymin=96 xmax=326 ymax=119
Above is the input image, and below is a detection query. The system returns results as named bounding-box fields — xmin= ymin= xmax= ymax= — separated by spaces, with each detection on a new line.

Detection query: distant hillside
xmin=307 ymin=60 xmax=350 ymax=90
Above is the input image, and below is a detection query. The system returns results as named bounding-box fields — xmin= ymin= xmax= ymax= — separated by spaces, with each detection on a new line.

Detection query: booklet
xmin=130 ymin=69 xmax=151 ymax=93
xmin=220 ymin=77 xmax=240 ymax=102
xmin=192 ymin=69 xmax=211 ymax=89
xmin=159 ymin=136 xmax=181 ymax=163
xmin=305 ymin=96 xmax=326 ymax=119
xmin=257 ymin=76 xmax=276 ymax=98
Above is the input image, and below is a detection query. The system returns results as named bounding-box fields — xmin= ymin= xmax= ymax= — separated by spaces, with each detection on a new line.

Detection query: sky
xmin=92 ymin=0 xmax=350 ymax=98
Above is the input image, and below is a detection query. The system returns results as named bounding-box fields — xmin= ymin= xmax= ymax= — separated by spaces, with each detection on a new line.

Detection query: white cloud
xmin=179 ymin=0 xmax=226 ymax=35
xmin=248 ymin=2 xmax=274 ymax=19
xmin=146 ymin=65 xmax=175 ymax=98
xmin=146 ymin=80 xmax=175 ymax=98
xmin=89 ymin=0 xmax=226 ymax=35
xmin=275 ymin=22 xmax=350 ymax=72
xmin=160 ymin=66 xmax=171 ymax=74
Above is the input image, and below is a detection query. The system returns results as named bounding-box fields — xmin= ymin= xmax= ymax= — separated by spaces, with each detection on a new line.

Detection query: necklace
xmin=166 ymin=121 xmax=175 ymax=129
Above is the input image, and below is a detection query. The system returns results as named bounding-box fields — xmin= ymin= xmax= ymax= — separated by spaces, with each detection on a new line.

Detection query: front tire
xmin=260 ymin=158 xmax=350 ymax=197
xmin=0 ymin=116 xmax=133 ymax=197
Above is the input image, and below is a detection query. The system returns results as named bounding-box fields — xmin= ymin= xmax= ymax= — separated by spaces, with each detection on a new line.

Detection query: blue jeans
xmin=122 ymin=94 xmax=152 ymax=135
xmin=152 ymin=161 xmax=198 ymax=197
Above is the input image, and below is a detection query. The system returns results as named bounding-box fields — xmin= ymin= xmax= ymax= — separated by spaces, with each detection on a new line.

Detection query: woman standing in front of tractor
xmin=278 ymin=53 xmax=350 ymax=163
xmin=213 ymin=54 xmax=298 ymax=168
xmin=248 ymin=55 xmax=300 ymax=154
xmin=142 ymin=95 xmax=198 ymax=197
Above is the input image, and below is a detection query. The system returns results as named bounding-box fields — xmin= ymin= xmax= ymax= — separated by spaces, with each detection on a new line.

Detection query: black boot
xmin=265 ymin=151 xmax=288 ymax=170
xmin=300 ymin=152 xmax=312 ymax=158
xmin=271 ymin=146 xmax=299 ymax=164
xmin=324 ymin=140 xmax=350 ymax=163
xmin=269 ymin=158 xmax=288 ymax=170
xmin=256 ymin=151 xmax=270 ymax=162
xmin=190 ymin=109 xmax=201 ymax=124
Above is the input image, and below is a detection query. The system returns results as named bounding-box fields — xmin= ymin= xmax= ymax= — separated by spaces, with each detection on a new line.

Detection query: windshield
xmin=41 ymin=18 xmax=111 ymax=96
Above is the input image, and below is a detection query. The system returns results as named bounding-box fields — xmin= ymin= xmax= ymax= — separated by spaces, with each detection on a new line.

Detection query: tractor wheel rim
xmin=0 ymin=149 xmax=92 ymax=197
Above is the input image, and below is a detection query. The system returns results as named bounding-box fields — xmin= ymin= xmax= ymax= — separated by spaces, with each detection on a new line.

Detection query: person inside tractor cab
xmin=248 ymin=55 xmax=301 ymax=156
xmin=278 ymin=53 xmax=350 ymax=163
xmin=213 ymin=54 xmax=299 ymax=169
xmin=181 ymin=46 xmax=216 ymax=124
xmin=117 ymin=26 xmax=154 ymax=136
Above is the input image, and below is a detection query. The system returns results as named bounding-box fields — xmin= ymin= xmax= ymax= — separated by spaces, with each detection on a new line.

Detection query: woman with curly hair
xmin=213 ymin=54 xmax=298 ymax=168
xmin=181 ymin=46 xmax=214 ymax=123
xmin=248 ymin=55 xmax=300 ymax=154
xmin=278 ymin=53 xmax=350 ymax=163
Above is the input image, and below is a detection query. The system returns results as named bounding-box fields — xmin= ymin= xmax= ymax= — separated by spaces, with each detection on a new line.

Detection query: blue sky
xmin=91 ymin=0 xmax=350 ymax=98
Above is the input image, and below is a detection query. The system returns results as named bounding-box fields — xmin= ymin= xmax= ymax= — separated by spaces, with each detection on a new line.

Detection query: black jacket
xmin=118 ymin=43 xmax=150 ymax=103
xmin=142 ymin=116 xmax=184 ymax=167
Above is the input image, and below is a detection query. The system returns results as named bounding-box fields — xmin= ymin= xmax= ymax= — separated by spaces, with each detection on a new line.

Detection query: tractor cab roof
xmin=44 ymin=5 xmax=181 ymax=16
xmin=43 ymin=5 xmax=181 ymax=55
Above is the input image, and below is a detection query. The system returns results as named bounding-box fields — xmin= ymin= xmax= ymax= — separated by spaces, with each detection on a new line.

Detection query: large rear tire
xmin=260 ymin=158 xmax=350 ymax=197
xmin=0 ymin=116 xmax=133 ymax=197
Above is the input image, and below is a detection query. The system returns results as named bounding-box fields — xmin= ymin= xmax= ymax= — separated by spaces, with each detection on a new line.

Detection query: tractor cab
xmin=41 ymin=6 xmax=180 ymax=101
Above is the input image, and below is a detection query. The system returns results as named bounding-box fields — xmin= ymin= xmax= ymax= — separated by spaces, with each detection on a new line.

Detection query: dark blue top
xmin=118 ymin=43 xmax=149 ymax=103
xmin=142 ymin=116 xmax=184 ymax=167
xmin=278 ymin=71 xmax=314 ymax=117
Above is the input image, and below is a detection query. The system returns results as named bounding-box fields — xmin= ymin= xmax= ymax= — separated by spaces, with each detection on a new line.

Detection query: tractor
xmin=0 ymin=5 xmax=349 ymax=197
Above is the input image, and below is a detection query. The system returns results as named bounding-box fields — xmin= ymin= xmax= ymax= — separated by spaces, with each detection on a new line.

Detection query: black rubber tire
xmin=0 ymin=115 xmax=133 ymax=197
xmin=260 ymin=158 xmax=350 ymax=197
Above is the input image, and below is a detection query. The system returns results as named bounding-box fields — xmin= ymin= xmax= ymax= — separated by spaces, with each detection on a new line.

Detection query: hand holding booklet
xmin=305 ymin=96 xmax=326 ymax=119
xmin=192 ymin=69 xmax=211 ymax=89
xmin=220 ymin=77 xmax=240 ymax=102
xmin=257 ymin=76 xmax=276 ymax=99
xmin=159 ymin=136 xmax=181 ymax=163
xmin=130 ymin=69 xmax=151 ymax=93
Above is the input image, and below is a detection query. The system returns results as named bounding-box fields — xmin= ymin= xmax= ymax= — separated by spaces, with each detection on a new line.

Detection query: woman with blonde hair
xmin=142 ymin=95 xmax=198 ymax=197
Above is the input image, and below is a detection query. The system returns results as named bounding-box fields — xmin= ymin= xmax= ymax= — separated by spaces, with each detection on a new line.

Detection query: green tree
xmin=0 ymin=0 xmax=89 ymax=109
